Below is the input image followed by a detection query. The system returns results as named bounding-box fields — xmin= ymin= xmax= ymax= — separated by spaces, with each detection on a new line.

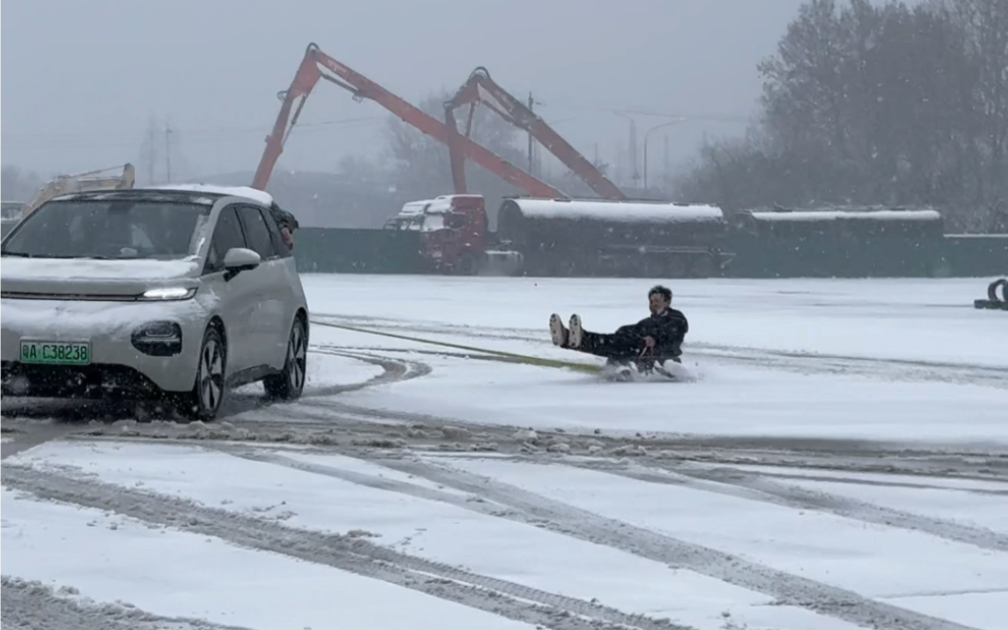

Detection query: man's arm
xmin=650 ymin=311 xmax=688 ymax=347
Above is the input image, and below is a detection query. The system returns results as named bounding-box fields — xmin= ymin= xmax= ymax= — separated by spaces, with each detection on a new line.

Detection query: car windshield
xmin=1 ymin=199 xmax=211 ymax=260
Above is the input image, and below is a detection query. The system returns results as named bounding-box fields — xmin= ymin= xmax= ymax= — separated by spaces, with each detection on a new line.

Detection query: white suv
xmin=1 ymin=184 xmax=309 ymax=421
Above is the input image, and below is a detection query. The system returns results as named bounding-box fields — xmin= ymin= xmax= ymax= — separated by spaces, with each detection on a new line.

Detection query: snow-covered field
xmin=3 ymin=274 xmax=1007 ymax=630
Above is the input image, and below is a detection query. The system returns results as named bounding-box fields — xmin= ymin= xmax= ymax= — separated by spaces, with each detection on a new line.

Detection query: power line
xmin=0 ymin=116 xmax=386 ymax=149
xmin=532 ymin=98 xmax=751 ymax=124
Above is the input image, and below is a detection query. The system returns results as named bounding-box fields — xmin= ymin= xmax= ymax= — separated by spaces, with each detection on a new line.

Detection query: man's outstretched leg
xmin=549 ymin=313 xmax=569 ymax=348
xmin=567 ymin=314 xmax=643 ymax=361
xmin=549 ymin=313 xmax=646 ymax=359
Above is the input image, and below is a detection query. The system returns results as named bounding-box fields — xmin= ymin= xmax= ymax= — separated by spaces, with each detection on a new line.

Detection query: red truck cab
xmin=384 ymin=194 xmax=489 ymax=274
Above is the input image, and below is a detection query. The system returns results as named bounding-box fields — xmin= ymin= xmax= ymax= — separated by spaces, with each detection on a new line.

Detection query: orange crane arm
xmin=252 ymin=43 xmax=563 ymax=199
xmin=444 ymin=67 xmax=626 ymax=201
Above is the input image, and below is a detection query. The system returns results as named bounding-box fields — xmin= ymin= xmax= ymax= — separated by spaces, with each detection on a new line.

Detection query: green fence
xmin=723 ymin=234 xmax=950 ymax=278
xmin=290 ymin=228 xmax=1005 ymax=279
xmin=938 ymin=235 xmax=1008 ymax=277
xmin=292 ymin=227 xmax=425 ymax=274
xmin=1 ymin=221 xmax=1001 ymax=279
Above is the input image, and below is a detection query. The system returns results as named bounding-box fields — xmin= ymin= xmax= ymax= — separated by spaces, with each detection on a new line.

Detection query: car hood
xmin=0 ymin=256 xmax=201 ymax=298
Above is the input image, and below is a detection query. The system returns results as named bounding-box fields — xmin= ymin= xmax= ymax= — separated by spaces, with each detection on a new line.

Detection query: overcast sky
xmin=2 ymin=0 xmax=810 ymax=183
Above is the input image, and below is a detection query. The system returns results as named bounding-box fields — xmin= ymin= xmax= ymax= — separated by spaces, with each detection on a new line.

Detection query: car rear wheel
xmin=176 ymin=326 xmax=227 ymax=422
xmin=264 ymin=317 xmax=307 ymax=401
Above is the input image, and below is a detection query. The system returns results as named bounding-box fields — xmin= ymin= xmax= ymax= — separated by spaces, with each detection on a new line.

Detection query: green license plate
xmin=20 ymin=340 xmax=91 ymax=365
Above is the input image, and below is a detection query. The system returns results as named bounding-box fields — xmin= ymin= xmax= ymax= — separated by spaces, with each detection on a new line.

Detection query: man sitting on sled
xmin=549 ymin=284 xmax=688 ymax=374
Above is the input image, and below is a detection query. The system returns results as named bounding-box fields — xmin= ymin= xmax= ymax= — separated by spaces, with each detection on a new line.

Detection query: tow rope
xmin=309 ymin=319 xmax=602 ymax=373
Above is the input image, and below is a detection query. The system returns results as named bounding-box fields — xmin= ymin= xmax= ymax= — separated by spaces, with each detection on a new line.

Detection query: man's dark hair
xmin=268 ymin=203 xmax=299 ymax=232
xmin=648 ymin=285 xmax=672 ymax=302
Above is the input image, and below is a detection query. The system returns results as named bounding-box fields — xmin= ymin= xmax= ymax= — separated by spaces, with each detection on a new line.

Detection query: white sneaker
xmin=568 ymin=314 xmax=583 ymax=349
xmin=549 ymin=313 xmax=567 ymax=347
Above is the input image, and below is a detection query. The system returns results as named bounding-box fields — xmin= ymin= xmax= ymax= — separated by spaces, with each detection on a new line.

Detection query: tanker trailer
xmin=493 ymin=198 xmax=730 ymax=278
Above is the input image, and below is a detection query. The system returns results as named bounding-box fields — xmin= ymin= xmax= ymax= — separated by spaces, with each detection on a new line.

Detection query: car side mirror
xmin=223 ymin=247 xmax=260 ymax=280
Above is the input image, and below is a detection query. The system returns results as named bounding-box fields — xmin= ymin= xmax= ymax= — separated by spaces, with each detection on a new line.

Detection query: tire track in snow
xmin=373 ymin=456 xmax=980 ymax=630
xmin=76 ymin=392 xmax=1008 ymax=483
xmin=221 ymin=446 xmax=495 ymax=509
xmin=0 ymin=577 xmax=252 ymax=630
xmin=692 ymin=468 xmax=1008 ymax=496
xmin=62 ymin=392 xmax=1008 ymax=493
xmin=564 ymin=459 xmax=1008 ymax=552
xmin=272 ymin=399 xmax=1008 ymax=482
xmin=217 ymin=349 xmax=431 ymax=419
xmin=313 ymin=314 xmax=1008 ymax=389
xmin=0 ymin=350 xmax=432 ymax=454
xmin=690 ymin=344 xmax=1008 ymax=389
xmin=0 ymin=463 xmax=689 ymax=630
xmin=304 ymin=348 xmax=433 ymax=397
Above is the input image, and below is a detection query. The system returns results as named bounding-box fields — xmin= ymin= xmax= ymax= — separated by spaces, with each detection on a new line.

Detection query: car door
xmin=235 ymin=204 xmax=289 ymax=369
xmin=201 ymin=205 xmax=258 ymax=375
xmin=259 ymin=203 xmax=303 ymax=310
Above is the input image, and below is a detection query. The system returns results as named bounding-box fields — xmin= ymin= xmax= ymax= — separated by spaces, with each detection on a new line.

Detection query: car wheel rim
xmin=199 ymin=338 xmax=224 ymax=411
xmin=288 ymin=324 xmax=306 ymax=391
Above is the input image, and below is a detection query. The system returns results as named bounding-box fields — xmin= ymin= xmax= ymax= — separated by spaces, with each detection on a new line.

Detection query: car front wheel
xmin=264 ymin=317 xmax=307 ymax=401
xmin=176 ymin=326 xmax=227 ymax=422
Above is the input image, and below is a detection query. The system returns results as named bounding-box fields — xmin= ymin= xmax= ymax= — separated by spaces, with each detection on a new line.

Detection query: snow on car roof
xmin=150 ymin=184 xmax=275 ymax=207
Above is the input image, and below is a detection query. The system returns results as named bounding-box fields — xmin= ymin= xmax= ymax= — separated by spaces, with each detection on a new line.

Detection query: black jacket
xmin=636 ymin=308 xmax=688 ymax=357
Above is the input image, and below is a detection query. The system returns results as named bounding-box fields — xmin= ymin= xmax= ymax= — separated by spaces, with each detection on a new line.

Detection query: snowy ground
xmin=3 ymin=274 xmax=1007 ymax=630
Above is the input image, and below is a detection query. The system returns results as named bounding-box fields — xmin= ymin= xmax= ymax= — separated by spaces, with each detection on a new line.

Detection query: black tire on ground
xmin=988 ymin=278 xmax=1007 ymax=302
xmin=176 ymin=325 xmax=227 ymax=422
xmin=264 ymin=316 xmax=307 ymax=401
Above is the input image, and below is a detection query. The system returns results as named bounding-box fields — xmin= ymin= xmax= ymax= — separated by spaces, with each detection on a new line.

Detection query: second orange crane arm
xmin=444 ymin=67 xmax=626 ymax=201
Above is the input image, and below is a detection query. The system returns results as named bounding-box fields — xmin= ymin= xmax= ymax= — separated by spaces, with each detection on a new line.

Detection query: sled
xmin=600 ymin=358 xmax=695 ymax=383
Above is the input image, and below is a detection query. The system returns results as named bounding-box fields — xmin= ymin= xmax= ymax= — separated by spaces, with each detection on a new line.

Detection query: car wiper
xmin=0 ymin=252 xmax=31 ymax=257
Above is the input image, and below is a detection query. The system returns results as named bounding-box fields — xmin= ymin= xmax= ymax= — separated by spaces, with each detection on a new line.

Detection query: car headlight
xmin=131 ymin=321 xmax=183 ymax=357
xmin=140 ymin=287 xmax=197 ymax=301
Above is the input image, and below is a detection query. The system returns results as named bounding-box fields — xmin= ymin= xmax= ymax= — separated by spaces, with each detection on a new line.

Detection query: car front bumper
xmin=1 ymin=297 xmax=210 ymax=397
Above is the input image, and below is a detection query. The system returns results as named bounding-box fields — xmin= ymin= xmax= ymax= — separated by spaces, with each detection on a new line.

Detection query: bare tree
xmin=676 ymin=0 xmax=1005 ymax=231
xmin=384 ymin=91 xmax=525 ymax=197
xmin=936 ymin=0 xmax=1008 ymax=206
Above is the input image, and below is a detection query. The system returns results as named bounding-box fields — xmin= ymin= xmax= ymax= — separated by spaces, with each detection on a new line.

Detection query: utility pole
xmin=663 ymin=135 xmax=670 ymax=175
xmin=629 ymin=119 xmax=640 ymax=187
xmin=148 ymin=123 xmax=156 ymax=185
xmin=663 ymin=135 xmax=670 ymax=190
xmin=643 ymin=120 xmax=683 ymax=190
xmin=164 ymin=121 xmax=173 ymax=183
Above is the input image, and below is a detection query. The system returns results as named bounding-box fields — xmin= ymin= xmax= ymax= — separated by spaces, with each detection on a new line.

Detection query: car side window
xmin=205 ymin=205 xmax=247 ymax=273
xmin=236 ymin=205 xmax=276 ymax=260
xmin=259 ymin=206 xmax=292 ymax=258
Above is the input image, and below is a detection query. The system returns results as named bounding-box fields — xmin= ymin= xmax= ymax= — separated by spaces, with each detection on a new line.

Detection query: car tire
xmin=264 ymin=317 xmax=307 ymax=401
xmin=176 ymin=326 xmax=227 ymax=422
